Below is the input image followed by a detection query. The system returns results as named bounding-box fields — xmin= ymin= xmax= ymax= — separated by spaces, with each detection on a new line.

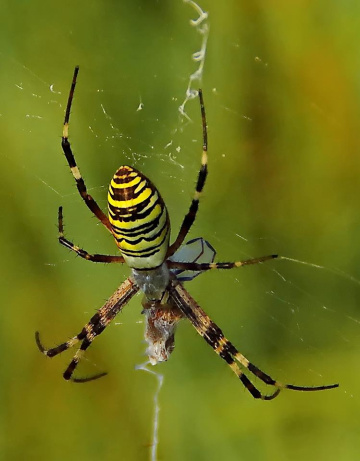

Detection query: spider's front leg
xmin=168 ymin=278 xmax=339 ymax=400
xmin=36 ymin=277 xmax=139 ymax=381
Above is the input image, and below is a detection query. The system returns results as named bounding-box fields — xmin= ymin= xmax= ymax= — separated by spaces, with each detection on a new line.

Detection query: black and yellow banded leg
xmin=35 ymin=277 xmax=139 ymax=381
xmin=61 ymin=66 xmax=113 ymax=233
xmin=63 ymin=335 xmax=107 ymax=383
xmin=168 ymin=280 xmax=278 ymax=400
xmin=35 ymin=330 xmax=84 ymax=358
xmin=225 ymin=341 xmax=338 ymax=393
xmin=167 ymin=89 xmax=208 ymax=257
xmin=58 ymin=206 xmax=125 ymax=263
xmin=168 ymin=279 xmax=339 ymax=400
xmin=167 ymin=254 xmax=278 ymax=272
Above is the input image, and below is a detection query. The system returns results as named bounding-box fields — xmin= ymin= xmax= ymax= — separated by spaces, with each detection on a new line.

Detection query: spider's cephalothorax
xmin=35 ymin=66 xmax=339 ymax=399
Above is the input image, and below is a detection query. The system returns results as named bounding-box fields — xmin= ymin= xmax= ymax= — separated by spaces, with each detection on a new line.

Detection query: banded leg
xmin=168 ymin=279 xmax=339 ymax=400
xmin=61 ymin=66 xmax=113 ymax=233
xmin=167 ymin=89 xmax=208 ymax=257
xmin=58 ymin=206 xmax=124 ymax=263
xmin=36 ymin=277 xmax=139 ymax=382
xmin=167 ymin=254 xmax=278 ymax=272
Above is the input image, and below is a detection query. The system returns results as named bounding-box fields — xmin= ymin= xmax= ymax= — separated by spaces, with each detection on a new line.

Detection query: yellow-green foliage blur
xmin=1 ymin=1 xmax=359 ymax=460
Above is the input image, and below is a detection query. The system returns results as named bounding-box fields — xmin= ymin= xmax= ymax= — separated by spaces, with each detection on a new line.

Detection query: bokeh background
xmin=1 ymin=1 xmax=360 ymax=460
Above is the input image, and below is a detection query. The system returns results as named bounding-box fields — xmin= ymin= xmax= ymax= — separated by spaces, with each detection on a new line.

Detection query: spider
xmin=36 ymin=67 xmax=339 ymax=400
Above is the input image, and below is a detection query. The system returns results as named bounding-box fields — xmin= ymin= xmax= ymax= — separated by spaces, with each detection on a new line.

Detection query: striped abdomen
xmin=108 ymin=166 xmax=170 ymax=269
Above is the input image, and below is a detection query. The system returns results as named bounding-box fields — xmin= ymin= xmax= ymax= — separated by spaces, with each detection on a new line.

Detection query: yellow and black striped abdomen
xmin=108 ymin=166 xmax=170 ymax=269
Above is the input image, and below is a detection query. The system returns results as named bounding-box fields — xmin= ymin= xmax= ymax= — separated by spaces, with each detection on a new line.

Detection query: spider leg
xmin=58 ymin=206 xmax=124 ymax=263
xmin=61 ymin=66 xmax=113 ymax=233
xmin=167 ymin=89 xmax=208 ymax=257
xmin=167 ymin=254 xmax=278 ymax=271
xmin=168 ymin=279 xmax=338 ymax=400
xmin=36 ymin=277 xmax=139 ymax=381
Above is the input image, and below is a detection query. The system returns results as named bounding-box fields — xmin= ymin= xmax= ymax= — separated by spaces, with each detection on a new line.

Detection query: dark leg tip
xmin=71 ymin=372 xmax=108 ymax=383
xmin=35 ymin=331 xmax=46 ymax=354
xmin=63 ymin=369 xmax=72 ymax=381
xmin=263 ymin=388 xmax=281 ymax=401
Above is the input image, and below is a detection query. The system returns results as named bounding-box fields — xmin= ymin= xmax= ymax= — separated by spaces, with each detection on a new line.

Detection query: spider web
xmin=1 ymin=1 xmax=360 ymax=460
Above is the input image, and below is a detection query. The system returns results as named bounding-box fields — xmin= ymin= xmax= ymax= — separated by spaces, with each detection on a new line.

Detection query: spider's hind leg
xmin=167 ymin=89 xmax=208 ymax=257
xmin=61 ymin=66 xmax=113 ymax=233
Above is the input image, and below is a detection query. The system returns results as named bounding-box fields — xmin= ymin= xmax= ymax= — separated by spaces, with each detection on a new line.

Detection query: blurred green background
xmin=1 ymin=1 xmax=360 ymax=460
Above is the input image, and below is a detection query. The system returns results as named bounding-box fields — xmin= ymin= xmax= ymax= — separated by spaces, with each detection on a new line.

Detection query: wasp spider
xmin=36 ymin=67 xmax=339 ymax=400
